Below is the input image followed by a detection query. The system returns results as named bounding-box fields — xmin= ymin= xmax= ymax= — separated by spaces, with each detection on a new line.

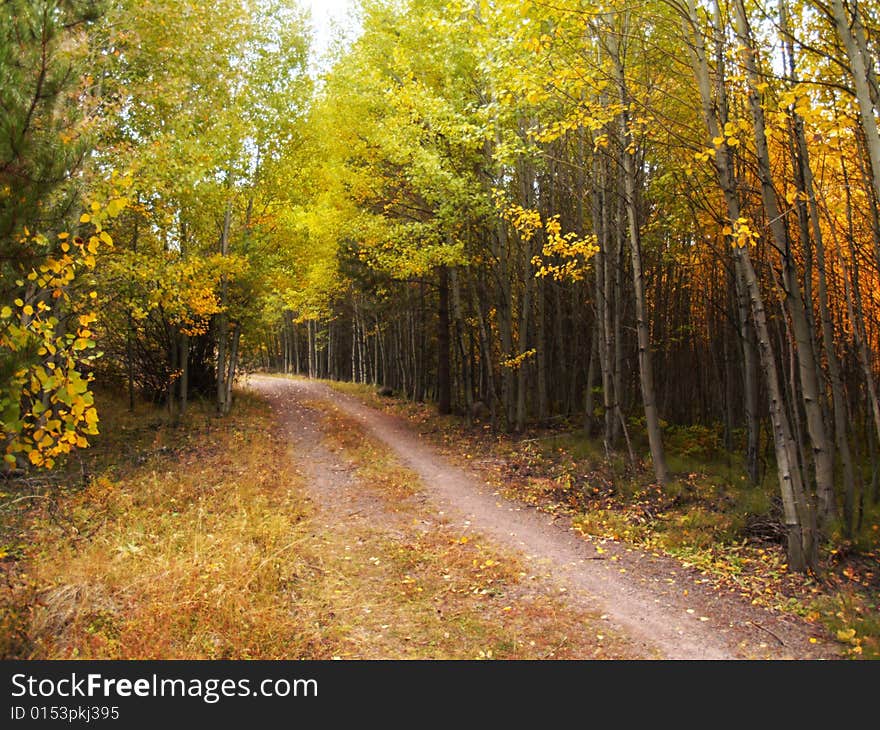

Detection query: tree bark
xmin=830 ymin=0 xmax=880 ymax=208
xmin=608 ymin=32 xmax=669 ymax=486
xmin=781 ymin=0 xmax=851 ymax=528
xmin=216 ymin=202 xmax=233 ymax=415
xmin=437 ymin=265 xmax=452 ymax=415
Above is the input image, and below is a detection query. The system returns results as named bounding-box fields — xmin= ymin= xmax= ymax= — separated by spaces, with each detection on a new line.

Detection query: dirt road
xmin=247 ymin=374 xmax=838 ymax=660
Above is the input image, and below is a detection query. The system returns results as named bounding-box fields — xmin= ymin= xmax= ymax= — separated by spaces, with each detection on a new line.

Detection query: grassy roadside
xmin=327 ymin=381 xmax=879 ymax=659
xmin=1 ymin=391 xmax=331 ymax=659
xmin=0 ymin=384 xmax=639 ymax=659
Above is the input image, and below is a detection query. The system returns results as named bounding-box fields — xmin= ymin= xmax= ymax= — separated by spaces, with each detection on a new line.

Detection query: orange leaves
xmin=499 ymin=349 xmax=536 ymax=371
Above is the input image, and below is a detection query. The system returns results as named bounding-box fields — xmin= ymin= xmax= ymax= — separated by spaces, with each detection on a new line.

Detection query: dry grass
xmin=1 ymin=385 xmax=639 ymax=660
xmin=3 ymin=392 xmax=337 ymax=659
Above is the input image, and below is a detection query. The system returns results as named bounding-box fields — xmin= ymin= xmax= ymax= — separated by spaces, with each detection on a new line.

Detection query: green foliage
xmin=0 ymin=2 xmax=122 ymax=469
xmin=0 ymin=0 xmax=103 ymax=250
xmin=663 ymin=423 xmax=725 ymax=462
xmin=86 ymin=0 xmax=312 ymax=402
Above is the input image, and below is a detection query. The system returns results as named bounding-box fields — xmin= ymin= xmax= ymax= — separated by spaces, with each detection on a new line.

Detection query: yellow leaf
xmin=106 ymin=197 xmax=128 ymax=217
xmin=79 ymin=213 xmax=90 ymax=224
xmin=836 ymin=628 xmax=856 ymax=642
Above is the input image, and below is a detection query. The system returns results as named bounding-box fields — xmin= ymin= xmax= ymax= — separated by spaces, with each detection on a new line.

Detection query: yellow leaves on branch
xmin=534 ymin=216 xmax=598 ymax=282
xmin=1 ymin=196 xmax=127 ymax=471
xmin=493 ymin=192 xmax=597 ymax=282
xmin=500 ymin=349 xmax=536 ymax=370
xmin=696 ymin=119 xmax=750 ymax=162
xmin=119 ymin=252 xmax=246 ymax=336
xmin=723 ymin=217 xmax=761 ymax=249
xmin=502 ymin=203 xmax=543 ymax=243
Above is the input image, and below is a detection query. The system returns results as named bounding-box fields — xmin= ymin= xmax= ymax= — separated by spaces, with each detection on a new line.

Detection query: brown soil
xmin=247 ymin=374 xmax=841 ymax=660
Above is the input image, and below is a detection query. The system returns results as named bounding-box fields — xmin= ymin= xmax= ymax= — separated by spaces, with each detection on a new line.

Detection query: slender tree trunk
xmin=308 ymin=319 xmax=315 ymax=379
xmin=536 ymin=275 xmax=548 ymax=424
xmin=470 ymin=272 xmax=498 ymax=425
xmin=168 ymin=323 xmax=179 ymax=422
xmin=223 ymin=325 xmax=240 ymax=416
xmin=781 ymin=0 xmax=851 ymax=529
xmin=292 ymin=314 xmax=300 ymax=375
xmin=612 ymin=189 xmax=625 ymax=446
xmin=451 ymin=267 xmax=473 ymax=419
xmin=515 ymin=246 xmax=533 ymax=433
xmin=180 ymin=333 xmax=189 ymax=415
xmin=216 ymin=202 xmax=233 ymax=415
xmin=371 ymin=316 xmax=378 ymax=387
xmin=593 ymin=156 xmax=615 ymax=451
xmin=835 ymin=160 xmax=880 ymax=450
xmin=437 ymin=265 xmax=452 ymax=414
xmin=735 ymin=266 xmax=761 ymax=485
xmin=351 ymin=305 xmax=358 ymax=382
xmin=585 ymin=333 xmax=597 ymax=436
xmin=126 ymin=312 xmax=135 ymax=412
xmin=609 ymin=37 xmax=669 ymax=486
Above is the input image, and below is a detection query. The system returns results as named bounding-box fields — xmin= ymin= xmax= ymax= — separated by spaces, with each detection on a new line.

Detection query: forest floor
xmin=2 ymin=373 xmax=868 ymax=659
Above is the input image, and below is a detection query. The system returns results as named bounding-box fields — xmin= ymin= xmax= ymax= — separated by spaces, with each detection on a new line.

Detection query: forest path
xmin=246 ymin=374 xmax=838 ymax=660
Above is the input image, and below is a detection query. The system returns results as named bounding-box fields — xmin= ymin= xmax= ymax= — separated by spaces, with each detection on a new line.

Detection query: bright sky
xmin=304 ymin=0 xmax=360 ymax=70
